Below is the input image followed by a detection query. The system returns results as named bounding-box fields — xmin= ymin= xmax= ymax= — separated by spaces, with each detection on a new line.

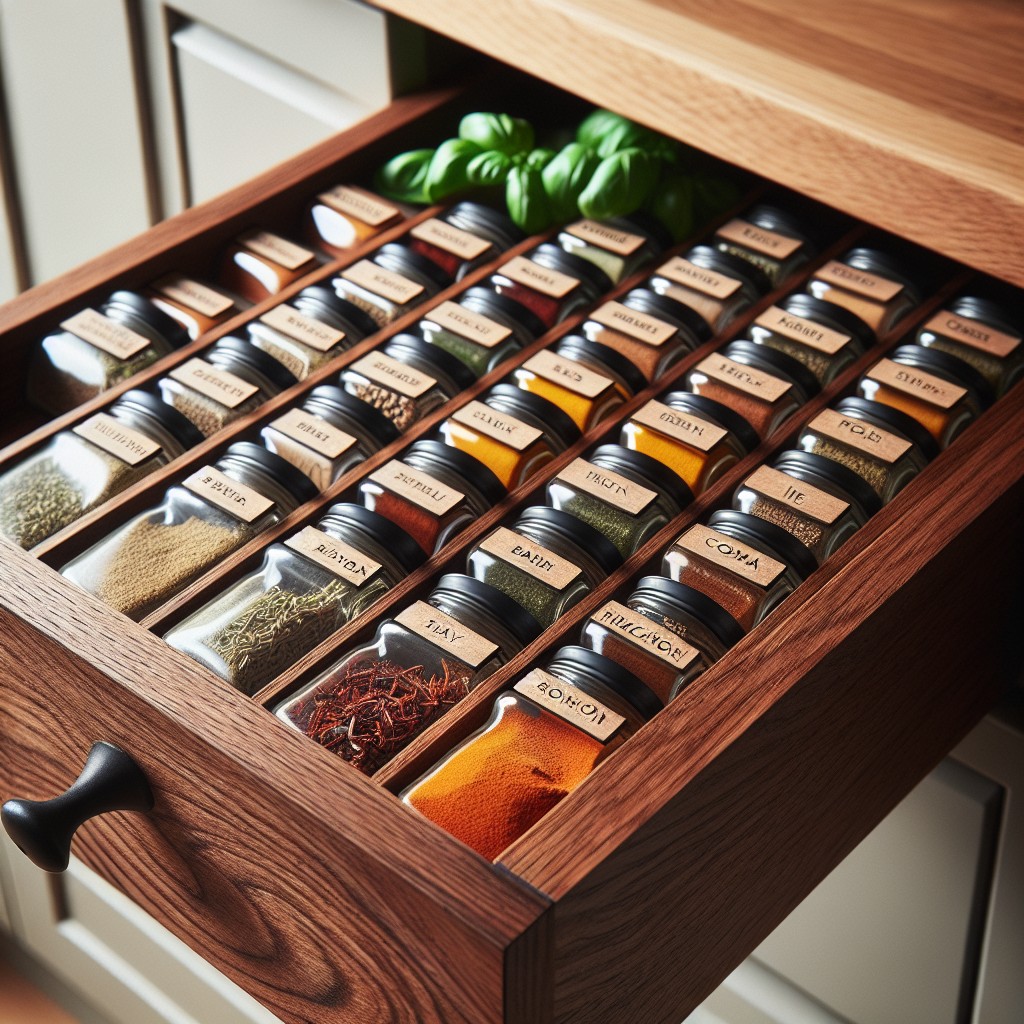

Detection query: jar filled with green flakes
xmin=164 ymin=503 xmax=424 ymax=695
xmin=60 ymin=442 xmax=317 ymax=621
xmin=556 ymin=213 xmax=671 ymax=284
xmin=0 ymin=390 xmax=203 ymax=550
xmin=711 ymin=205 xmax=814 ymax=287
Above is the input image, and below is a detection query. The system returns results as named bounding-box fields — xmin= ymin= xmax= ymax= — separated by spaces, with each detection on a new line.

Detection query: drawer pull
xmin=1 ymin=742 xmax=154 ymax=873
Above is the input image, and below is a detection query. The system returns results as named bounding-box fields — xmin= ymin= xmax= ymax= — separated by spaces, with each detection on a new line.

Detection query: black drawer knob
xmin=2 ymin=741 xmax=154 ymax=872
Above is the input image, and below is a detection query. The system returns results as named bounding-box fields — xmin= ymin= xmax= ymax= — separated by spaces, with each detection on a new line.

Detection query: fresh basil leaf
xmin=542 ymin=142 xmax=600 ymax=223
xmin=506 ymin=165 xmax=552 ymax=234
xmin=459 ymin=113 xmax=535 ymax=156
xmin=424 ymin=138 xmax=482 ymax=201
xmin=577 ymin=147 xmax=657 ymax=220
xmin=467 ymin=149 xmax=513 ymax=187
xmin=373 ymin=148 xmax=434 ymax=203
xmin=647 ymin=174 xmax=695 ymax=242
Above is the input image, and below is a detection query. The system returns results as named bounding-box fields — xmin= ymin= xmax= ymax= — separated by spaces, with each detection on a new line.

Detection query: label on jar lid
xmin=237 ymin=229 xmax=315 ymax=271
xmin=499 ymin=255 xmax=579 ymax=299
xmin=183 ymin=465 xmax=274 ymax=523
xmin=429 ymin=300 xmax=512 ymax=348
xmin=755 ymin=305 xmax=852 ymax=355
xmin=866 ymin=357 xmax=966 ymax=410
xmin=554 ymin=458 xmax=657 ymax=516
xmin=411 ymin=218 xmax=492 ymax=260
xmin=565 ymin=219 xmax=645 ymax=256
xmin=590 ymin=600 xmax=702 ymax=674
xmin=657 ymin=256 xmax=741 ymax=300
xmin=349 ymin=351 xmax=435 ymax=398
xmin=268 ymin=407 xmax=357 ymax=460
xmin=815 ymin=260 xmax=903 ymax=302
xmin=675 ymin=523 xmax=785 ymax=588
xmin=285 ymin=526 xmax=382 ymax=586
xmin=522 ymin=349 xmax=615 ymax=400
xmin=924 ymin=310 xmax=1020 ymax=358
xmin=716 ymin=218 xmax=803 ymax=259
xmin=259 ymin=304 xmax=346 ymax=353
xmin=317 ymin=185 xmax=399 ymax=227
xmin=451 ymin=401 xmax=543 ymax=451
xmin=341 ymin=259 xmax=424 ymax=305
xmin=169 ymin=357 xmax=259 ymax=408
xmin=395 ymin=601 xmax=498 ymax=668
xmin=631 ymin=399 xmax=727 ymax=452
xmin=73 ymin=413 xmax=161 ymax=467
xmin=61 ymin=308 xmax=151 ymax=361
xmin=808 ymin=408 xmax=911 ymax=464
xmin=368 ymin=460 xmax=464 ymax=517
xmin=590 ymin=300 xmax=677 ymax=347
xmin=153 ymin=275 xmax=234 ymax=317
xmin=695 ymin=353 xmax=792 ymax=403
xmin=479 ymin=526 xmax=582 ymax=591
xmin=514 ymin=667 xmax=625 ymax=743
xmin=744 ymin=465 xmax=848 ymax=525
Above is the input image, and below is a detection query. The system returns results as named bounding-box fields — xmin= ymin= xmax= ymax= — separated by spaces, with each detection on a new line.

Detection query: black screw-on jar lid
xmin=514 ymin=505 xmax=623 ymax=576
xmin=840 ymin=247 xmax=921 ymax=299
xmin=720 ymin=339 xmax=822 ymax=401
xmin=291 ymin=284 xmax=379 ymax=340
xmin=740 ymin=204 xmax=813 ymax=247
xmin=485 ymin=382 xmax=582 ymax=449
xmin=832 ymin=395 xmax=938 ymax=461
xmin=316 ymin=502 xmax=425 ymax=574
xmin=886 ymin=344 xmax=995 ymax=409
xmin=631 ymin=574 xmax=746 ymax=651
xmin=546 ymin=644 xmax=663 ymax=720
xmin=684 ymin=244 xmax=772 ymax=297
xmin=113 ymin=388 xmax=205 ymax=450
xmin=404 ymin=438 xmax=507 ymax=506
xmin=605 ymin=211 xmax=673 ymax=253
xmin=105 ymin=290 xmax=191 ymax=349
xmin=432 ymin=572 xmax=543 ymax=650
xmin=303 ymin=384 xmax=401 ymax=446
xmin=776 ymin=293 xmax=874 ymax=351
xmin=555 ymin=334 xmax=648 ymax=396
xmin=218 ymin=441 xmax=319 ymax=505
xmin=446 ymin=202 xmax=524 ymax=252
xmin=706 ymin=508 xmax=819 ymax=583
xmin=207 ymin=335 xmax=300 ymax=392
xmin=374 ymin=241 xmax=454 ymax=290
xmin=661 ymin=390 xmax=761 ymax=454
xmin=459 ymin=286 xmax=547 ymax=340
xmin=947 ymin=296 xmax=1022 ymax=339
xmin=588 ymin=443 xmax=694 ymax=512
xmin=772 ymin=449 xmax=883 ymax=518
xmin=528 ymin=242 xmax=613 ymax=296
xmin=620 ymin=287 xmax=713 ymax=344
xmin=382 ymin=333 xmax=477 ymax=393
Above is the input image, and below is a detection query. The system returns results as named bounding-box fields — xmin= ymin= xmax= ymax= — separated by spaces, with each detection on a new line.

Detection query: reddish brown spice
xmin=490 ymin=281 xmax=562 ymax=327
xmin=367 ymin=490 xmax=442 ymax=554
xmin=408 ymin=238 xmax=464 ymax=278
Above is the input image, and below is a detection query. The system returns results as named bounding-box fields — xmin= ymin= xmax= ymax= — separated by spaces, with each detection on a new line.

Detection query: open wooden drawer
xmin=0 ymin=68 xmax=1021 ymax=1024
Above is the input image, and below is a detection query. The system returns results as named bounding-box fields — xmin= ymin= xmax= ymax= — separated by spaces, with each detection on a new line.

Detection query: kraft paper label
xmin=237 ymin=229 xmax=314 ymax=271
xmin=342 ymin=259 xmax=424 ymax=304
xmin=183 ymin=466 xmax=274 ymax=523
xmin=522 ymin=349 xmax=614 ymax=399
xmin=368 ymin=460 xmax=464 ymax=516
xmin=411 ymin=218 xmax=492 ymax=260
xmin=923 ymin=310 xmax=1020 ymax=358
xmin=479 ymin=526 xmax=582 ymax=591
xmin=499 ymin=255 xmax=579 ymax=299
xmin=317 ymin=185 xmax=399 ymax=227
xmin=631 ymin=399 xmax=727 ymax=452
xmin=395 ymin=601 xmax=498 ymax=668
xmin=514 ymin=668 xmax=625 ymax=742
xmin=808 ymin=408 xmax=911 ymax=464
xmin=153 ymin=275 xmax=233 ymax=317
xmin=745 ymin=465 xmax=848 ymax=525
xmin=590 ymin=600 xmax=701 ymax=673
xmin=565 ymin=219 xmax=645 ymax=256
xmin=259 ymin=304 xmax=345 ymax=353
xmin=61 ymin=309 xmax=151 ymax=361
xmin=73 ymin=413 xmax=160 ymax=467
xmin=554 ymin=458 xmax=657 ymax=516
xmin=169 ymin=358 xmax=259 ymax=408
xmin=657 ymin=256 xmax=740 ymax=299
xmin=695 ymin=353 xmax=792 ymax=403
xmin=866 ymin=357 xmax=966 ymax=410
xmin=755 ymin=305 xmax=852 ymax=355
xmin=349 ymin=351 xmax=435 ymax=398
xmin=451 ymin=400 xmax=542 ymax=451
xmin=591 ymin=300 xmax=677 ymax=347
xmin=268 ymin=407 xmax=356 ymax=459
xmin=429 ymin=300 xmax=512 ymax=348
xmin=717 ymin=218 xmax=802 ymax=259
xmin=675 ymin=523 xmax=785 ymax=588
xmin=815 ymin=260 xmax=902 ymax=302
xmin=285 ymin=526 xmax=381 ymax=586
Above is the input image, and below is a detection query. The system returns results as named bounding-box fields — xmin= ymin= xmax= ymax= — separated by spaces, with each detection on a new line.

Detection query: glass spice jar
xmin=436 ymin=383 xmax=581 ymax=489
xmin=407 ymin=202 xmax=523 ymax=280
xmin=796 ymin=395 xmax=937 ymax=504
xmin=246 ymin=285 xmax=379 ymax=381
xmin=662 ymin=509 xmax=818 ymax=631
xmin=581 ymin=576 xmax=743 ymax=704
xmin=357 ymin=439 xmax=506 ymax=555
xmin=0 ymin=389 xmax=203 ymax=550
xmin=274 ymin=573 xmax=542 ymax=775
xmin=417 ymin=286 xmax=545 ymax=378
xmin=466 ymin=505 xmax=623 ymax=628
xmin=857 ymin=345 xmax=994 ymax=449
xmin=145 ymin=273 xmax=241 ymax=340
xmin=27 ymin=290 xmax=192 ymax=416
xmin=260 ymin=384 xmax=399 ymax=490
xmin=556 ymin=212 xmax=671 ymax=284
xmin=304 ymin=184 xmax=404 ymax=257
xmin=746 ymin=293 xmax=874 ymax=387
xmin=620 ymin=390 xmax=760 ymax=495
xmin=218 ymin=228 xmax=320 ymax=304
xmin=163 ymin=502 xmax=424 ymax=696
xmin=546 ymin=444 xmax=694 ymax=557
xmin=712 ymin=204 xmax=814 ymax=286
xmin=400 ymin=645 xmax=660 ymax=860
xmin=733 ymin=450 xmax=882 ymax=565
xmin=685 ymin=339 xmax=820 ymax=439
xmin=60 ymin=442 xmax=317 ymax=621
xmin=156 ymin=336 xmax=298 ymax=438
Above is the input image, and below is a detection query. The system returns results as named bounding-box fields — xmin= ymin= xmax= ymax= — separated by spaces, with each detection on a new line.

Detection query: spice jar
xmin=857 ymin=345 xmax=993 ymax=449
xmin=156 ymin=336 xmax=298 ymax=437
xmin=807 ymin=247 xmax=920 ymax=336
xmin=733 ymin=450 xmax=882 ymax=564
xmin=581 ymin=576 xmax=743 ymax=704
xmin=60 ymin=442 xmax=318 ymax=621
xmin=712 ymin=205 xmax=813 ymax=286
xmin=580 ymin=288 xmax=711 ymax=384
xmin=466 ymin=505 xmax=623 ymax=628
xmin=437 ymin=383 xmax=580 ymax=488
xmin=357 ymin=439 xmax=506 ymax=554
xmin=546 ymin=444 xmax=693 ymax=557
xmin=556 ymin=213 xmax=671 ymax=283
xmin=338 ymin=334 xmax=475 ymax=432
xmin=914 ymin=296 xmax=1022 ymax=397
xmin=163 ymin=503 xmax=424 ymax=696
xmin=246 ymin=285 xmax=378 ymax=381
xmin=486 ymin=243 xmax=612 ymax=328
xmin=145 ymin=273 xmax=240 ymax=340
xmin=662 ymin=510 xmax=818 ymax=631
xmin=0 ymin=390 xmax=203 ymax=550
xmin=260 ymin=384 xmax=399 ymax=490
xmin=274 ymin=573 xmax=542 ymax=774
xmin=796 ymin=396 xmax=936 ymax=504
xmin=27 ymin=291 xmax=191 ymax=416
xmin=684 ymin=339 xmax=820 ymax=439
xmin=332 ymin=242 xmax=452 ymax=328
xmin=746 ymin=293 xmax=874 ymax=386
xmin=400 ymin=645 xmax=660 ymax=860
xmin=417 ymin=286 xmax=545 ymax=377
xmin=304 ymin=184 xmax=404 ymax=257
xmin=407 ymin=202 xmax=523 ymax=280
xmin=620 ymin=391 xmax=760 ymax=494
xmin=218 ymin=228 xmax=319 ymax=304
xmin=646 ymin=245 xmax=770 ymax=335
